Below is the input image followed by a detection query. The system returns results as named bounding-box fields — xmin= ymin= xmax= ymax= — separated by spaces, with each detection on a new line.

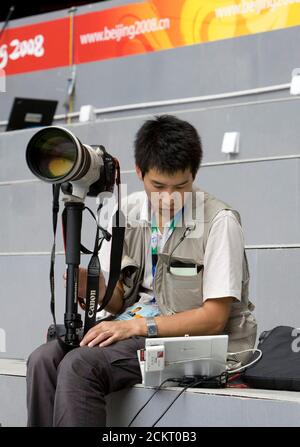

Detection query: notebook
xmin=142 ymin=335 xmax=228 ymax=387
xmin=6 ymin=97 xmax=58 ymax=131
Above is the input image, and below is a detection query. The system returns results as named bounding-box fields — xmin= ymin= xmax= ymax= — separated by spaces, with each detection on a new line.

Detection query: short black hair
xmin=134 ymin=115 xmax=202 ymax=178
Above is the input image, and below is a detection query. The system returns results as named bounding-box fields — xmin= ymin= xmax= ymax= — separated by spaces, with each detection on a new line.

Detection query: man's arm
xmin=80 ymin=296 xmax=233 ymax=348
xmin=104 ymin=280 xmax=124 ymax=315
xmin=136 ymin=296 xmax=233 ymax=337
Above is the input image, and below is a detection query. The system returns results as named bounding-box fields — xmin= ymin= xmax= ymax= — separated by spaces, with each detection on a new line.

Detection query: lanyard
xmin=149 ymin=208 xmax=184 ymax=303
xmin=151 ymin=215 xmax=175 ymax=279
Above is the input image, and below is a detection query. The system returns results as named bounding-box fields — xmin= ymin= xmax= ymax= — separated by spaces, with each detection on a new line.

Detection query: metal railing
xmin=0 ymin=82 xmax=293 ymax=128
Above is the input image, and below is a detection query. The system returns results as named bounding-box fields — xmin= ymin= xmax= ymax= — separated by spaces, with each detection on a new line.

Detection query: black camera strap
xmin=81 ymin=207 xmax=106 ymax=334
xmin=83 ymin=166 xmax=125 ymax=332
xmin=83 ymin=241 xmax=101 ymax=334
xmin=99 ymin=184 xmax=125 ymax=311
xmin=80 ymin=161 xmax=125 ymax=333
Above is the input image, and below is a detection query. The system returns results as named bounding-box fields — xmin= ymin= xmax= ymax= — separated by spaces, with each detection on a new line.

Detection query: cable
xmin=127 ymin=378 xmax=180 ymax=427
xmin=128 ymin=372 xmax=228 ymax=427
xmin=129 ymin=350 xmax=261 ymax=426
xmin=151 ymin=383 xmax=192 ymax=427
xmin=151 ymin=372 xmax=228 ymax=427
xmin=227 ymin=348 xmax=263 ymax=374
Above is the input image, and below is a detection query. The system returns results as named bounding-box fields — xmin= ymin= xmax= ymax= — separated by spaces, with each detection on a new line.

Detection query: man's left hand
xmin=80 ymin=319 xmax=145 ymax=348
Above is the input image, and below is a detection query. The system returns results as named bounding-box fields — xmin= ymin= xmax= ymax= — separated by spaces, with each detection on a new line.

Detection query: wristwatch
xmin=145 ymin=317 xmax=158 ymax=338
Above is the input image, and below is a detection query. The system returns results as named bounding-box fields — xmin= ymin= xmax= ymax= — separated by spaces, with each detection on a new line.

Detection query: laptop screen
xmin=143 ymin=335 xmax=228 ymax=387
xmin=6 ymin=97 xmax=58 ymax=131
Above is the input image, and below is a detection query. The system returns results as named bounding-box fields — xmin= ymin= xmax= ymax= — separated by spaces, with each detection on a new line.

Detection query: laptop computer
xmin=6 ymin=97 xmax=58 ymax=131
xmin=142 ymin=335 xmax=228 ymax=387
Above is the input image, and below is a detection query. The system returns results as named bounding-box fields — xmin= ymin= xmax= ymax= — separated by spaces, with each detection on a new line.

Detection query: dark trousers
xmin=26 ymin=336 xmax=145 ymax=427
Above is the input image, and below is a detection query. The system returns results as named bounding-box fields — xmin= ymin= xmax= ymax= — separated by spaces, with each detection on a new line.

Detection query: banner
xmin=0 ymin=18 xmax=69 ymax=75
xmin=1 ymin=0 xmax=300 ymax=76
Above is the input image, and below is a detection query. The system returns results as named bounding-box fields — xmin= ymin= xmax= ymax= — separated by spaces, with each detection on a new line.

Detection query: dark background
xmin=0 ymin=1 xmax=108 ymax=23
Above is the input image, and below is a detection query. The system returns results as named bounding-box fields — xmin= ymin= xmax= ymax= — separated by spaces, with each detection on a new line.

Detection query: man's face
xmin=136 ymin=167 xmax=194 ymax=220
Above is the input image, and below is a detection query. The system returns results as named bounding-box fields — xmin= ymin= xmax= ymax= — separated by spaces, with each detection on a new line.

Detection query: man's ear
xmin=135 ymin=165 xmax=143 ymax=180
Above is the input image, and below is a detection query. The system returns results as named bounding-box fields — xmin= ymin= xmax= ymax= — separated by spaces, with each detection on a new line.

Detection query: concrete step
xmin=0 ymin=367 xmax=300 ymax=427
xmin=106 ymin=384 xmax=300 ymax=427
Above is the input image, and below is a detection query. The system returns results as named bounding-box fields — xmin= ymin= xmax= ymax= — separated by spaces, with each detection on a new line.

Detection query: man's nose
xmin=164 ymin=188 xmax=175 ymax=196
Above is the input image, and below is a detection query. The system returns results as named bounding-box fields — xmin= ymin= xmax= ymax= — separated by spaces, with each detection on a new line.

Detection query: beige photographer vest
xmin=118 ymin=188 xmax=257 ymax=364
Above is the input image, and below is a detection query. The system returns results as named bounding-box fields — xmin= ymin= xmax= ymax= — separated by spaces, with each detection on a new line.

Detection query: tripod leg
xmin=64 ymin=201 xmax=84 ymax=346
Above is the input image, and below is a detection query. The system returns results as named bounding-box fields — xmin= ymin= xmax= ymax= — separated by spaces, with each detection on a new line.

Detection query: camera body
xmin=84 ymin=144 xmax=116 ymax=198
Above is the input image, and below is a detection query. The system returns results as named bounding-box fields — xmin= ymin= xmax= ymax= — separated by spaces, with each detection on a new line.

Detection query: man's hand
xmin=80 ymin=318 xmax=145 ymax=348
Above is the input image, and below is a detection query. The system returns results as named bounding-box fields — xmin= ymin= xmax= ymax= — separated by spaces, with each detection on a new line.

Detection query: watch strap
xmin=145 ymin=317 xmax=158 ymax=337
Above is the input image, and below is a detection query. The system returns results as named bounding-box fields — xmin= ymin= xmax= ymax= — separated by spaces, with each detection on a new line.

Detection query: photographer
xmin=26 ymin=115 xmax=257 ymax=427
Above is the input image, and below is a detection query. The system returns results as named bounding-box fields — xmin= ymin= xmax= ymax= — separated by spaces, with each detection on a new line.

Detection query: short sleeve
xmin=202 ymin=210 xmax=245 ymax=302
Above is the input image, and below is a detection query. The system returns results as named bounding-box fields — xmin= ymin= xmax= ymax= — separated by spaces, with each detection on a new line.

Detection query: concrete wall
xmin=2 ymin=375 xmax=300 ymax=427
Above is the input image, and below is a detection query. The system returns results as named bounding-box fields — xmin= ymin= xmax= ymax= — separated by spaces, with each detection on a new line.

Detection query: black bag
xmin=243 ymin=325 xmax=300 ymax=391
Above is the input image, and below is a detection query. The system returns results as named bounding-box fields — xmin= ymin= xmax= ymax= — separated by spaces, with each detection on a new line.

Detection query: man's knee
xmin=57 ymin=346 xmax=109 ymax=383
xmin=27 ymin=340 xmax=64 ymax=371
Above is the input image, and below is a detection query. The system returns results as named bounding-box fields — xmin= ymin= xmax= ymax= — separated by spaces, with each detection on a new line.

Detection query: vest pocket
xmin=160 ymin=258 xmax=204 ymax=313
